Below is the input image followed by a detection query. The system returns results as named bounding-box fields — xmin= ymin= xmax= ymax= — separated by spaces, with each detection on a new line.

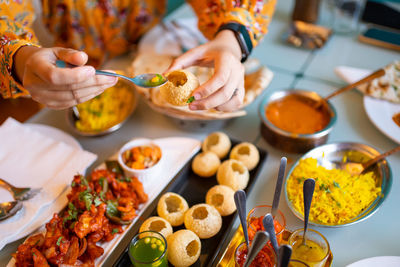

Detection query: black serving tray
xmin=111 ymin=139 xmax=268 ymax=267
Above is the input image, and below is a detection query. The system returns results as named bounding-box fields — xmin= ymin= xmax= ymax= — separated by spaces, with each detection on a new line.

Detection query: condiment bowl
xmin=285 ymin=142 xmax=392 ymax=227
xmin=258 ymin=89 xmax=337 ymax=153
xmin=118 ymin=138 xmax=164 ymax=190
xmin=66 ymin=79 xmax=138 ymax=137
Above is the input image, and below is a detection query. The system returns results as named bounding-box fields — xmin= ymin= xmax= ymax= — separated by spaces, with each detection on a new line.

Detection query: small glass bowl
xmin=118 ymin=138 xmax=164 ymax=189
xmin=246 ymin=205 xmax=286 ymax=244
xmin=129 ymin=231 xmax=168 ymax=267
xmin=288 ymin=228 xmax=330 ymax=267
xmin=234 ymin=242 xmax=277 ymax=267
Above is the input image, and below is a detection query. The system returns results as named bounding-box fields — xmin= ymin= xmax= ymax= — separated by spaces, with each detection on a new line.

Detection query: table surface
xmin=1 ymin=1 xmax=399 ymax=266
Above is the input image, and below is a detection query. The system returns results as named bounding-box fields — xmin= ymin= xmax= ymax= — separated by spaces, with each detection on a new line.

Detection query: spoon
xmin=271 ymin=157 xmax=287 ymax=218
xmin=55 ymin=60 xmax=167 ymax=88
xmin=234 ymin=190 xmax=250 ymax=248
xmin=315 ymin=68 xmax=385 ymax=108
xmin=302 ymin=178 xmax=315 ymax=245
xmin=278 ymin=244 xmax=292 ymax=267
xmin=340 ymin=145 xmax=400 ymax=176
xmin=243 ymin=231 xmax=270 ymax=267
xmin=262 ymin=213 xmax=279 ymax=254
xmin=0 ymin=201 xmax=23 ymax=221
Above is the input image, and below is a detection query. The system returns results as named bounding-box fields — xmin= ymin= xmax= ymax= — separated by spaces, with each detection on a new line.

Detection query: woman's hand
xmin=13 ymin=46 xmax=117 ymax=109
xmin=165 ymin=30 xmax=245 ymax=112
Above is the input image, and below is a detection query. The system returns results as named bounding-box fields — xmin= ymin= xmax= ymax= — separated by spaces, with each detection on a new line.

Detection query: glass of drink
xmin=235 ymin=242 xmax=276 ymax=267
xmin=289 ymin=228 xmax=330 ymax=267
xmin=129 ymin=231 xmax=168 ymax=267
xmin=246 ymin=205 xmax=286 ymax=244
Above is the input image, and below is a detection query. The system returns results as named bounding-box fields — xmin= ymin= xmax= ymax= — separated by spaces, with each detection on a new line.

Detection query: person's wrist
xmin=13 ymin=45 xmax=40 ymax=84
xmin=214 ymin=30 xmax=242 ymax=61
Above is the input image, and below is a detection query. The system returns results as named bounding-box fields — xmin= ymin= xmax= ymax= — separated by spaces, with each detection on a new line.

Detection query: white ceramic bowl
xmin=118 ymin=138 xmax=164 ymax=189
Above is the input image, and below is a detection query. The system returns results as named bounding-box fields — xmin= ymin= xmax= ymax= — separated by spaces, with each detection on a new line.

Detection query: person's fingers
xmin=189 ymin=71 xmax=239 ymax=110
xmin=31 ymin=62 xmax=96 ymax=86
xmin=164 ymin=46 xmax=207 ymax=73
xmin=215 ymin=87 xmax=245 ymax=112
xmin=190 ymin=53 xmax=239 ymax=101
xmin=53 ymin=47 xmax=89 ymax=66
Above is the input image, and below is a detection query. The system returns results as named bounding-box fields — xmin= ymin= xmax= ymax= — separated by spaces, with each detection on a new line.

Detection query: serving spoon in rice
xmin=320 ymin=145 xmax=400 ymax=176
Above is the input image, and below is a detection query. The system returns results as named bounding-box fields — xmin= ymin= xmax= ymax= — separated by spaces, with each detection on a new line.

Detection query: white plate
xmin=25 ymin=123 xmax=82 ymax=149
xmin=335 ymin=66 xmax=400 ymax=144
xmin=7 ymin=137 xmax=201 ymax=267
xmin=363 ymin=96 xmax=400 ymax=144
xmin=347 ymin=256 xmax=400 ymax=267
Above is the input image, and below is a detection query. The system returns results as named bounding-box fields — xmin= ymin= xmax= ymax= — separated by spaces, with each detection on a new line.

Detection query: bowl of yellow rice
xmin=66 ymin=79 xmax=137 ymax=136
xmin=285 ymin=142 xmax=392 ymax=227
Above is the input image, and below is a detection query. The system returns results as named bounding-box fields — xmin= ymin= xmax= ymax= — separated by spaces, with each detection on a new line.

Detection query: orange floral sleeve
xmin=0 ymin=1 xmax=39 ymax=99
xmin=188 ymin=0 xmax=276 ymax=47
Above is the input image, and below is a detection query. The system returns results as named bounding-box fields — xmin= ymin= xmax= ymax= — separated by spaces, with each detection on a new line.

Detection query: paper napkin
xmin=0 ymin=118 xmax=97 ymax=250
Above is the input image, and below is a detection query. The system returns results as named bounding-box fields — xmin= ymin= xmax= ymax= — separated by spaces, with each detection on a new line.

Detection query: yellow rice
xmin=286 ymin=157 xmax=381 ymax=225
xmin=75 ymin=81 xmax=134 ymax=132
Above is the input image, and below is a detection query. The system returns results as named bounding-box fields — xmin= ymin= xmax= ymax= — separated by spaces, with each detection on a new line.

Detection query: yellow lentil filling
xmin=286 ymin=158 xmax=381 ymax=225
xmin=75 ymin=81 xmax=134 ymax=132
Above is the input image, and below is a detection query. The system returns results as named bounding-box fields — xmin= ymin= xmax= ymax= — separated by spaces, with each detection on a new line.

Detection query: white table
xmin=1 ymin=1 xmax=399 ymax=266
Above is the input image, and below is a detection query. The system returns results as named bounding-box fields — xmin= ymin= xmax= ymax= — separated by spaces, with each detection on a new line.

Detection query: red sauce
xmin=248 ymin=216 xmax=284 ymax=244
xmin=236 ymin=245 xmax=275 ymax=267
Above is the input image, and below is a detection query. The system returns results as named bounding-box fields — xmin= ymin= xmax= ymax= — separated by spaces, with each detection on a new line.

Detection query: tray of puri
xmin=216 ymin=227 xmax=333 ymax=267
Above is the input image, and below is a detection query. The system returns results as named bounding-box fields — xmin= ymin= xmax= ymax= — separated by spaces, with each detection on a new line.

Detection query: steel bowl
xmin=66 ymin=81 xmax=138 ymax=137
xmin=259 ymin=89 xmax=337 ymax=153
xmin=285 ymin=142 xmax=392 ymax=227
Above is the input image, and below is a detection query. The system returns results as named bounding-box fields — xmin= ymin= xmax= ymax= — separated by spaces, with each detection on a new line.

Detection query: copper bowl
xmin=258 ymin=89 xmax=337 ymax=153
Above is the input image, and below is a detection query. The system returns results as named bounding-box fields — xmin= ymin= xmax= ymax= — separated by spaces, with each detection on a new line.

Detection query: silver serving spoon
xmin=0 ymin=201 xmax=23 ymax=221
xmin=56 ymin=60 xmax=167 ymax=88
xmin=244 ymin=231 xmax=270 ymax=267
xmin=271 ymin=157 xmax=287 ymax=218
xmin=234 ymin=190 xmax=250 ymax=248
xmin=263 ymin=213 xmax=279 ymax=254
xmin=302 ymin=178 xmax=316 ymax=245
xmin=278 ymin=244 xmax=292 ymax=267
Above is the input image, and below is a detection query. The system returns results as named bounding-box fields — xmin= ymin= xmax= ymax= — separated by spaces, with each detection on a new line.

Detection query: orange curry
xmin=266 ymin=95 xmax=331 ymax=134
xmin=393 ymin=112 xmax=400 ymax=128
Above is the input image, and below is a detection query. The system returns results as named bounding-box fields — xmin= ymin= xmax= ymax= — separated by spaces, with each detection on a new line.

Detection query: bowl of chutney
xmin=259 ymin=89 xmax=337 ymax=153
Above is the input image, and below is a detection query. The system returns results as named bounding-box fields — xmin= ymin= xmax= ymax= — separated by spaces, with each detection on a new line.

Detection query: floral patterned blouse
xmin=0 ymin=0 xmax=276 ymax=99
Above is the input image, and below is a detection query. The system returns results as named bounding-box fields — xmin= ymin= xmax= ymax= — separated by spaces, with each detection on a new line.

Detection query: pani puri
xmin=202 ymin=132 xmax=231 ymax=159
xmin=192 ymin=151 xmax=221 ymax=177
xmin=184 ymin=203 xmax=222 ymax=239
xmin=206 ymin=185 xmax=236 ymax=216
xmin=230 ymin=142 xmax=260 ymax=171
xmin=139 ymin=216 xmax=173 ymax=238
xmin=217 ymin=159 xmax=249 ymax=191
xmin=167 ymin=230 xmax=201 ymax=267
xmin=157 ymin=192 xmax=189 ymax=226
xmin=160 ymin=70 xmax=199 ymax=106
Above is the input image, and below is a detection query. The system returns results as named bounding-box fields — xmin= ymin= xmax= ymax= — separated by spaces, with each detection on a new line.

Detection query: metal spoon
xmin=244 ymin=231 xmax=270 ymax=267
xmin=315 ymin=68 xmax=385 ymax=109
xmin=340 ymin=145 xmax=400 ymax=176
xmin=56 ymin=60 xmax=167 ymax=88
xmin=302 ymin=179 xmax=315 ymax=245
xmin=263 ymin=213 xmax=279 ymax=254
xmin=278 ymin=244 xmax=292 ymax=267
xmin=234 ymin=190 xmax=250 ymax=248
xmin=0 ymin=201 xmax=23 ymax=221
xmin=271 ymin=157 xmax=287 ymax=218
